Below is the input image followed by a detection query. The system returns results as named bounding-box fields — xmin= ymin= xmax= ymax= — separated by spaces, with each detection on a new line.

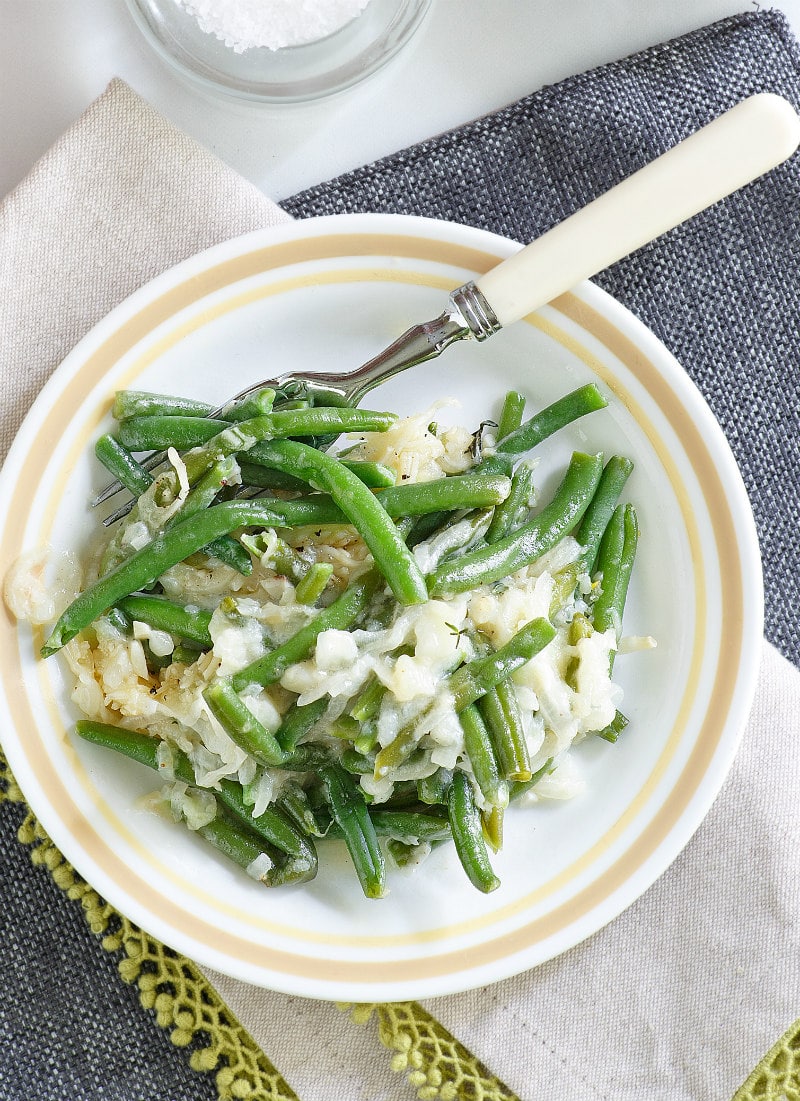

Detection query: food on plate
xmin=5 ymin=380 xmax=648 ymax=897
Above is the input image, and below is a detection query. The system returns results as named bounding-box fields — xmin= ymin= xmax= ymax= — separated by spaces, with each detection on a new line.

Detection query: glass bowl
xmin=125 ymin=0 xmax=433 ymax=103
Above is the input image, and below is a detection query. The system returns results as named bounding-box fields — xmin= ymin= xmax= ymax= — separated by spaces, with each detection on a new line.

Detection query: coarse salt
xmin=177 ymin=0 xmax=373 ymax=52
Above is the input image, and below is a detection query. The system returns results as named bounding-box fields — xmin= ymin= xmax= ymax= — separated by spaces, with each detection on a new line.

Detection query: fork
xmin=96 ymin=93 xmax=800 ymax=517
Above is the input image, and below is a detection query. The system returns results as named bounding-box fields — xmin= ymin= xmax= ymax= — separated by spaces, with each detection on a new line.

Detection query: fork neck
xmin=300 ymin=281 xmax=502 ymax=407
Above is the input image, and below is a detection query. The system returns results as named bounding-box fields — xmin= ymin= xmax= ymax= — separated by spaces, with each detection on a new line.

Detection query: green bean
xmin=141 ymin=639 xmax=171 ymax=674
xmin=277 ymin=779 xmax=327 ymax=838
xmin=95 ymin=434 xmax=153 ymax=498
xmin=343 ymin=461 xmax=397 ymax=489
xmin=328 ymin=715 xmax=360 ymax=741
xmin=118 ymin=406 xmax=398 ymax=453
xmin=509 ymin=757 xmax=556 ymax=801
xmin=98 ymin=455 xmax=237 ymax=576
xmin=341 ymin=747 xmax=375 ymax=775
xmin=41 ymin=500 xmax=329 ymax=655
xmin=373 ymin=727 xmax=417 ymax=779
xmin=73 ymin=721 xmax=313 ymax=864
xmin=171 ymin=456 xmax=239 ymax=518
xmin=319 ymin=763 xmax=386 ymax=899
xmin=273 ymin=398 xmax=312 ymax=411
xmin=275 ymin=698 xmax=328 ymax=753
xmin=410 ymin=509 xmax=493 ymax=570
xmin=481 ymin=805 xmax=504 ymax=853
xmin=238 ymin=459 xmax=396 ymax=493
xmin=428 ymin=452 xmax=603 ymax=597
xmin=493 ymin=383 xmax=608 ymax=460
xmin=236 ymin=406 xmax=397 ymax=446
xmin=417 ymin=768 xmax=452 ymax=805
xmin=294 ymin=562 xmax=334 ymax=605
xmin=594 ymin=709 xmax=629 ymax=743
xmin=485 ymin=461 xmax=535 ymax=543
xmin=241 ymin=439 xmax=426 ymax=606
xmin=478 ymin=680 xmax=531 ymax=782
xmin=353 ymin=720 xmax=378 ymax=756
xmin=326 ymin=809 xmax=451 ymax=845
xmin=112 ymin=407 xmax=395 ymax=506
xmin=256 ymin=845 xmax=320 ymax=887
xmin=497 ymin=390 xmax=526 ymax=439
xmin=184 ymin=797 xmax=314 ymax=888
xmin=172 ymin=642 xmax=204 ymax=665
xmin=447 ymin=617 xmax=556 ymax=711
xmin=203 ymin=679 xmax=286 ymax=767
xmin=230 ymin=571 xmax=380 ymax=691
xmin=118 ymin=415 xmax=232 ymax=451
xmin=75 ymin=719 xmax=164 ymax=770
xmin=281 ymin=742 xmax=335 ymax=772
xmin=592 ymin=503 xmax=638 ymax=648
xmin=236 ymin=463 xmax=308 ymax=492
xmin=202 ymin=537 xmax=253 ymax=574
xmin=229 ymin=474 xmax=508 ymax=536
xmin=447 ymin=771 xmax=500 ymax=893
xmin=240 ymin=533 xmax=306 ymax=580
xmin=137 ymin=455 xmax=250 ymax=577
xmin=387 ymin=840 xmax=426 ymax=867
xmin=387 ymin=830 xmax=451 ymax=866
xmin=349 ymin=676 xmax=386 ymax=723
xmin=405 ymin=510 xmax=450 ymax=548
xmin=109 ymin=408 xmax=395 ymax=547
xmin=225 ymin=388 xmax=275 ymax=422
xmin=549 ymin=563 xmax=582 ymax=618
xmin=116 ymin=594 xmax=213 ymax=648
xmin=112 ymin=390 xmax=214 ymax=420
xmin=104 ymin=605 xmax=131 ymax=633
xmin=375 ymin=473 xmax=510 ymax=517
xmin=191 ymin=805 xmax=275 ymax=881
xmin=216 ymin=778 xmax=315 ymax=866
xmin=458 ymin=703 xmax=508 ymax=808
xmin=575 ymin=456 xmax=634 ymax=573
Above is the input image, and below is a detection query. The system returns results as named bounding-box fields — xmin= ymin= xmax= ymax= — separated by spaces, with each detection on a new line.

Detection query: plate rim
xmin=0 ymin=213 xmax=764 ymax=1000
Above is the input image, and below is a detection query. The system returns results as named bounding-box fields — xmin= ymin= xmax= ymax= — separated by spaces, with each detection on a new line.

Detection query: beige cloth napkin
xmin=209 ymin=639 xmax=800 ymax=1101
xmin=2 ymin=79 xmax=798 ymax=1101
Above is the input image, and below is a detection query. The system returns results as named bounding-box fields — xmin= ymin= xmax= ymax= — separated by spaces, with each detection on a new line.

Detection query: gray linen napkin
xmin=0 ymin=78 xmax=288 ymax=451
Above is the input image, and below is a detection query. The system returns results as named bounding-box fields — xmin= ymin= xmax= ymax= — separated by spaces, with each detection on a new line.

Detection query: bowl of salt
xmin=126 ymin=0 xmax=432 ymax=102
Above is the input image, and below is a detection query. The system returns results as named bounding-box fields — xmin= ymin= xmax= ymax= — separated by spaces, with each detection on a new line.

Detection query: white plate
xmin=0 ymin=214 xmax=763 ymax=1001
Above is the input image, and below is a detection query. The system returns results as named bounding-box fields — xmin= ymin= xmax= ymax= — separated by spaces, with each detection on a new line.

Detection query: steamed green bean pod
xmin=238 ymin=438 xmax=427 ymax=606
xmin=429 ymin=452 xmax=603 ymax=597
xmin=74 ymin=721 xmax=316 ymax=874
xmin=320 ymin=763 xmax=386 ymax=899
xmin=447 ymin=772 xmax=500 ymax=894
xmin=95 ymin=434 xmax=153 ymax=498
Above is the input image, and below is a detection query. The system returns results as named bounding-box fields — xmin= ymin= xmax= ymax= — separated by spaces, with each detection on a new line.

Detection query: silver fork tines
xmin=94 ymin=280 xmax=503 ymax=523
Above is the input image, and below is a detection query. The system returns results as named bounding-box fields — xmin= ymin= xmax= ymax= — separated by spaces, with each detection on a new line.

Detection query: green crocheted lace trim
xmin=346 ymin=1002 xmax=519 ymax=1100
xmin=0 ymin=747 xmax=517 ymax=1101
xmin=732 ymin=1018 xmax=800 ymax=1101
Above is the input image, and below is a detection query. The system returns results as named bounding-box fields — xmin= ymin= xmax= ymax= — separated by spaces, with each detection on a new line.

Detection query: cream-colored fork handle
xmin=476 ymin=93 xmax=800 ymax=327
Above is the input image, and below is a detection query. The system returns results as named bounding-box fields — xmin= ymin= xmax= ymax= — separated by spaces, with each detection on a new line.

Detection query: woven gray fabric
xmin=0 ymin=802 xmax=219 ymax=1101
xmin=283 ymin=8 xmax=800 ymax=669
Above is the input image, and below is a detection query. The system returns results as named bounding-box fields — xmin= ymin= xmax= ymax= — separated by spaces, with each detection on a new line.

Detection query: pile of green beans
xmin=48 ymin=380 xmax=641 ymax=899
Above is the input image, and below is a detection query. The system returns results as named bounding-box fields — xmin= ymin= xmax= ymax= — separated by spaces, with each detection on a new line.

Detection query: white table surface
xmin=2 ymin=0 xmax=800 ymax=206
